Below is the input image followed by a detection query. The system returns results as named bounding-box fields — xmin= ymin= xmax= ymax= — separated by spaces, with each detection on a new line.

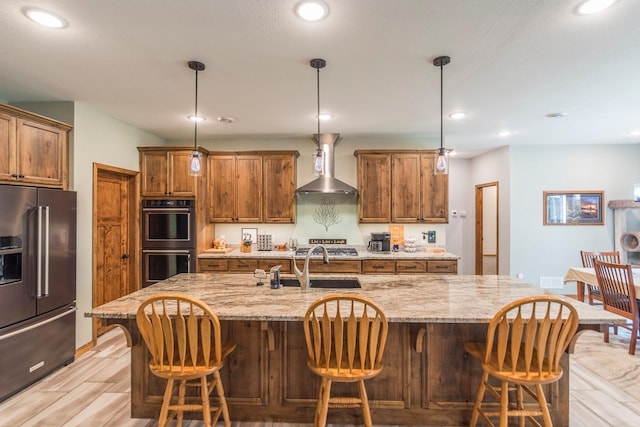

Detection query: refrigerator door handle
xmin=43 ymin=206 xmax=50 ymax=297
xmin=36 ymin=206 xmax=43 ymax=298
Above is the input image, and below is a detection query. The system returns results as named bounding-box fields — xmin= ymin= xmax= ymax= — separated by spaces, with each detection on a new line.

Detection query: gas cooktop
xmin=295 ymin=247 xmax=359 ymax=257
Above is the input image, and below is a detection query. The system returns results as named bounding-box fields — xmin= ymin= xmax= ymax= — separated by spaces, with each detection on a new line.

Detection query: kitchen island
xmin=86 ymin=273 xmax=620 ymax=426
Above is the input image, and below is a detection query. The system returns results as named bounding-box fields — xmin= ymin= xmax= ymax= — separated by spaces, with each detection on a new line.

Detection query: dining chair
xmin=303 ymin=294 xmax=388 ymax=427
xmin=580 ymin=251 xmax=620 ymax=305
xmin=136 ymin=293 xmax=236 ymax=427
xmin=592 ymin=259 xmax=640 ymax=355
xmin=465 ymin=296 xmax=579 ymax=427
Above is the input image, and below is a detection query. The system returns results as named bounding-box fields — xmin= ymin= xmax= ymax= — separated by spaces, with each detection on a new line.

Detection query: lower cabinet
xmin=199 ymin=257 xmax=457 ymax=274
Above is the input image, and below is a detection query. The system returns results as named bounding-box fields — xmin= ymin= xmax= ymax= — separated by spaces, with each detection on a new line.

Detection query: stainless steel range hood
xmin=296 ymin=133 xmax=358 ymax=195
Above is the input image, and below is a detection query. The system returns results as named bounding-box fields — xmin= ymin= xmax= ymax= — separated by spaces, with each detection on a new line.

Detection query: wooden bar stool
xmin=465 ymin=296 xmax=579 ymax=427
xmin=303 ymin=294 xmax=388 ymax=427
xmin=136 ymin=293 xmax=235 ymax=427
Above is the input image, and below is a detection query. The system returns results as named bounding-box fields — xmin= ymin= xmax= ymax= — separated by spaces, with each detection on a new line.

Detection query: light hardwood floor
xmin=0 ymin=327 xmax=638 ymax=426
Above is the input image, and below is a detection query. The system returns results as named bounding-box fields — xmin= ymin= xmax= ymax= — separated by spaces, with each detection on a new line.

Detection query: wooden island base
xmin=111 ymin=319 xmax=569 ymax=426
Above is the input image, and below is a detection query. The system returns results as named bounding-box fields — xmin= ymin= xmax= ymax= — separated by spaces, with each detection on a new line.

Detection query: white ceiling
xmin=1 ymin=0 xmax=639 ymax=157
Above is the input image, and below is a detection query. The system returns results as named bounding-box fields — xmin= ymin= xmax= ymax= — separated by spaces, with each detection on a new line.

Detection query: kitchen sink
xmin=279 ymin=278 xmax=361 ymax=289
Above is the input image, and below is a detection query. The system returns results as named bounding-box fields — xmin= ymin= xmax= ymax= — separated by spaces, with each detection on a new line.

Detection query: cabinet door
xmin=420 ymin=154 xmax=449 ymax=223
xmin=0 ymin=112 xmax=16 ymax=182
xmin=357 ymin=154 xmax=391 ymax=223
xmin=207 ymin=155 xmax=236 ymax=222
xmin=263 ymin=154 xmax=296 ymax=223
xmin=140 ymin=151 xmax=169 ymax=196
xmin=235 ymin=155 xmax=262 ymax=222
xmin=168 ymin=151 xmax=197 ymax=196
xmin=391 ymin=154 xmax=421 ymax=223
xmin=16 ymin=119 xmax=66 ymax=188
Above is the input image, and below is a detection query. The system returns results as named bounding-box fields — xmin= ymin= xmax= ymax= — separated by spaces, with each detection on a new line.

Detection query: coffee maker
xmin=368 ymin=232 xmax=391 ymax=252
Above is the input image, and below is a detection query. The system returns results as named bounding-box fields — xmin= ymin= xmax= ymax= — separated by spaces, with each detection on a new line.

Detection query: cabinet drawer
xmin=199 ymin=259 xmax=229 ymax=272
xmin=258 ymin=259 xmax=291 ymax=273
xmin=296 ymin=259 xmax=362 ymax=274
xmin=228 ymin=259 xmax=259 ymax=272
xmin=362 ymin=260 xmax=395 ymax=274
xmin=396 ymin=260 xmax=427 ymax=273
xmin=427 ymin=260 xmax=458 ymax=274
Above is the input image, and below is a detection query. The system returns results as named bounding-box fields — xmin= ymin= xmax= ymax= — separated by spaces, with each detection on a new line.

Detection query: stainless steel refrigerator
xmin=0 ymin=185 xmax=76 ymax=402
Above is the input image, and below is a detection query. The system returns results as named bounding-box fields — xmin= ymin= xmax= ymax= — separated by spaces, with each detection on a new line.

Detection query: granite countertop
xmin=86 ymin=273 xmax=621 ymax=325
xmin=198 ymin=245 xmax=460 ymax=260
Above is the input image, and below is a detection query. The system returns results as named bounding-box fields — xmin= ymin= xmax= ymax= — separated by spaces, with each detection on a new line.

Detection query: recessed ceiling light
xmin=188 ymin=115 xmax=205 ymax=122
xmin=317 ymin=113 xmax=333 ymax=120
xmin=294 ymin=1 xmax=329 ymax=22
xmin=22 ymin=7 xmax=68 ymax=29
xmin=497 ymin=130 xmax=511 ymax=137
xmin=630 ymin=130 xmax=640 ymax=136
xmin=218 ymin=116 xmax=235 ymax=124
xmin=546 ymin=112 xmax=568 ymax=118
xmin=449 ymin=112 xmax=467 ymax=119
xmin=576 ymin=0 xmax=618 ymax=15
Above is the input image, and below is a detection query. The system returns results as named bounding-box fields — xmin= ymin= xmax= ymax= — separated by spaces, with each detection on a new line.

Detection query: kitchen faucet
xmin=292 ymin=244 xmax=329 ymax=290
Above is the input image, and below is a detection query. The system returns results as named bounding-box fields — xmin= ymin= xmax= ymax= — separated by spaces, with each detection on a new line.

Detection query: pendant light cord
xmin=194 ymin=68 xmax=199 ymax=151
xmin=316 ymin=65 xmax=321 ymax=141
xmin=439 ymin=62 xmax=443 ymax=151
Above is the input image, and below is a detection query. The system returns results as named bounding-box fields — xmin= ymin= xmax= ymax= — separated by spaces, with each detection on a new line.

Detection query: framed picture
xmin=241 ymin=227 xmax=258 ymax=243
xmin=543 ymin=191 xmax=604 ymax=225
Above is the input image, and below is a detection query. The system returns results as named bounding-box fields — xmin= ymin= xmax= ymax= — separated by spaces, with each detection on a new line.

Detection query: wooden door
xmin=475 ymin=182 xmax=499 ymax=275
xmin=140 ymin=151 xmax=169 ymax=196
xmin=357 ymin=153 xmax=391 ymax=223
xmin=93 ymin=164 xmax=140 ymax=341
xmin=391 ymin=153 xmax=420 ymax=222
xmin=16 ymin=118 xmax=66 ymax=188
xmin=168 ymin=150 xmax=197 ymax=196
xmin=235 ymin=155 xmax=262 ymax=222
xmin=420 ymin=154 xmax=449 ymax=223
xmin=0 ymin=112 xmax=16 ymax=182
xmin=263 ymin=154 xmax=296 ymax=223
xmin=207 ymin=155 xmax=236 ymax=222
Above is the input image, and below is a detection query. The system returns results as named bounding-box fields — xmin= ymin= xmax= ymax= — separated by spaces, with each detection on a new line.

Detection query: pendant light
xmin=188 ymin=60 xmax=205 ymax=176
xmin=311 ymin=58 xmax=326 ymax=176
xmin=433 ymin=55 xmax=450 ymax=175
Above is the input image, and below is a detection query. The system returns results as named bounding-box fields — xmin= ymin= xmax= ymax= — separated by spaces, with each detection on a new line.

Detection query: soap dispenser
xmin=269 ymin=265 xmax=282 ymax=289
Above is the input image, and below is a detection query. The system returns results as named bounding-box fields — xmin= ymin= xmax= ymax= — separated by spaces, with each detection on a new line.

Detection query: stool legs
xmin=314 ymin=378 xmax=332 ymax=427
xmin=158 ymin=378 xmax=174 ymax=427
xmin=358 ymin=379 xmax=372 ymax=427
xmin=212 ymin=371 xmax=231 ymax=427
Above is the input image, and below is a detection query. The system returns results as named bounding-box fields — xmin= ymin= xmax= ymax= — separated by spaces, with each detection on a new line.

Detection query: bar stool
xmin=303 ymin=294 xmax=388 ymax=427
xmin=465 ymin=296 xmax=579 ymax=427
xmin=136 ymin=293 xmax=235 ymax=427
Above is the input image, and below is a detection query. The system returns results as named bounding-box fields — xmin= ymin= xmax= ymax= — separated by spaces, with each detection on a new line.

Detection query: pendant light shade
xmin=188 ymin=60 xmax=205 ymax=176
xmin=433 ymin=55 xmax=450 ymax=175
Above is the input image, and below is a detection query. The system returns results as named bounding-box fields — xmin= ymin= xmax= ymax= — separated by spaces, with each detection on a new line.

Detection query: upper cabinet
xmin=207 ymin=151 xmax=299 ymax=224
xmin=207 ymin=154 xmax=262 ymax=223
xmin=0 ymin=104 xmax=71 ymax=189
xmin=139 ymin=147 xmax=205 ymax=197
xmin=263 ymin=152 xmax=298 ymax=223
xmin=355 ymin=150 xmax=448 ymax=224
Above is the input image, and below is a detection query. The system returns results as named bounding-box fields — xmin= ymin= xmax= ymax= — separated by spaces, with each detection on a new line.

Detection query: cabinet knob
xmin=121 ymin=254 xmax=130 ymax=259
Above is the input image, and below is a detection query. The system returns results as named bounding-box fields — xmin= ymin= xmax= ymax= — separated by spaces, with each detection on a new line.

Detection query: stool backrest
xmin=580 ymin=250 xmax=620 ymax=268
xmin=483 ymin=296 xmax=579 ymax=374
xmin=304 ymin=294 xmax=388 ymax=373
xmin=136 ymin=293 xmax=223 ymax=370
xmin=593 ymin=259 xmax=638 ymax=321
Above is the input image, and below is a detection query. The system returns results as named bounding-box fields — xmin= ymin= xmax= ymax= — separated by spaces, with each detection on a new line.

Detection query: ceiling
xmin=1 ymin=0 xmax=639 ymax=158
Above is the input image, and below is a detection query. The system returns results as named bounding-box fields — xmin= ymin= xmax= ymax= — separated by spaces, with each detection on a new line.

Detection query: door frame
xmin=475 ymin=182 xmax=499 ymax=275
xmin=92 ymin=163 xmax=140 ymax=343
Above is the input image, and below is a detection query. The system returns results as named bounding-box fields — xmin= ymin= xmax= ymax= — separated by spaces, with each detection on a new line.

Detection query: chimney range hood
xmin=295 ymin=133 xmax=358 ymax=195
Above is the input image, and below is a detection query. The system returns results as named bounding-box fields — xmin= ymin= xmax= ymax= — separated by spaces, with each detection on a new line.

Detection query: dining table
xmin=564 ymin=266 xmax=640 ymax=302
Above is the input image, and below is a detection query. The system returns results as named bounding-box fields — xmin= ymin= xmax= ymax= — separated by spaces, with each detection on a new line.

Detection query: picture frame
xmin=543 ymin=191 xmax=604 ymax=225
xmin=241 ymin=227 xmax=258 ymax=243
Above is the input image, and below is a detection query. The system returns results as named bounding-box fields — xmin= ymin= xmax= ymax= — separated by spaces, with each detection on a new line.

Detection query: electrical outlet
xmin=427 ymin=231 xmax=436 ymax=243
xmin=451 ymin=210 xmax=458 ymax=217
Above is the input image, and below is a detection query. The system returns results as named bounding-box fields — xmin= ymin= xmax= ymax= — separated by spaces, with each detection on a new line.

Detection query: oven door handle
xmin=142 ymin=208 xmax=192 ymax=213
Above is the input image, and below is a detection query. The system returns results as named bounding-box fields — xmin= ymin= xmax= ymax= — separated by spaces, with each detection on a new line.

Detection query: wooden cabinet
xmin=396 ymin=260 xmax=427 ymax=273
xmin=355 ymin=150 xmax=448 ymax=224
xmin=294 ymin=259 xmax=362 ymax=274
xmin=427 ymin=260 xmax=457 ymax=274
xmin=207 ymin=154 xmax=262 ymax=222
xmin=0 ymin=104 xmax=71 ymax=189
xmin=199 ymin=257 xmax=292 ymax=274
xmin=139 ymin=147 xmax=203 ymax=197
xmin=356 ymin=153 xmax=392 ymax=222
xmin=207 ymin=151 xmax=298 ymax=224
xmin=362 ymin=259 xmax=395 ymax=274
xmin=263 ymin=153 xmax=297 ymax=223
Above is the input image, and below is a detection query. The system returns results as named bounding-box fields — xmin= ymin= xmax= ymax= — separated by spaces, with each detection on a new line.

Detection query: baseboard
xmin=74 ymin=339 xmax=95 ymax=358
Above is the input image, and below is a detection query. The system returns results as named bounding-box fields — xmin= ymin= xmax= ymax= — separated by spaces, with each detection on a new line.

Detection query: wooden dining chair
xmin=465 ymin=296 xmax=579 ymax=427
xmin=136 ymin=293 xmax=236 ymax=427
xmin=592 ymin=259 xmax=640 ymax=355
xmin=303 ymin=294 xmax=388 ymax=427
xmin=580 ymin=251 xmax=620 ymax=305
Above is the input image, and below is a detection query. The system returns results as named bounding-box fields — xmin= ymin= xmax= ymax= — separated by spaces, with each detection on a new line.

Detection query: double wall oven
xmin=142 ymin=199 xmax=196 ymax=288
